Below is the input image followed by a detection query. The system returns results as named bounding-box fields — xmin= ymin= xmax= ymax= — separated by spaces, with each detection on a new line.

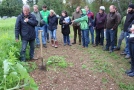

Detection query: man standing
xmin=85 ymin=6 xmax=94 ymax=45
xmin=94 ymin=6 xmax=107 ymax=47
xmin=121 ymin=4 xmax=134 ymax=59
xmin=104 ymin=5 xmax=118 ymax=53
xmin=15 ymin=5 xmax=38 ymax=61
xmin=31 ymin=5 xmax=47 ymax=48
xmin=40 ymin=5 xmax=50 ymax=43
xmin=72 ymin=6 xmax=81 ymax=45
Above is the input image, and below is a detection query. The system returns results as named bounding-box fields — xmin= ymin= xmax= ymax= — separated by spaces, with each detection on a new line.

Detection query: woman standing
xmin=48 ymin=10 xmax=58 ymax=48
xmin=59 ymin=11 xmax=72 ymax=46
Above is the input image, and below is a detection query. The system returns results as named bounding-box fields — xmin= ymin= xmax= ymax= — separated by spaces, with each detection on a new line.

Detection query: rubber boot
xmin=51 ymin=39 xmax=54 ymax=47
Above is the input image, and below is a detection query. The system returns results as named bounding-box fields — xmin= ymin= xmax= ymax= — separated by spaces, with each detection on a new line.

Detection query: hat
xmin=128 ymin=4 xmax=134 ymax=9
xmin=100 ymin=6 xmax=105 ymax=10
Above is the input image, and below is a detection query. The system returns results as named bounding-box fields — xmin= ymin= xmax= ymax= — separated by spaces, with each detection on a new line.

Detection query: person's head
xmin=109 ymin=5 xmax=116 ymax=13
xmin=99 ymin=6 xmax=105 ymax=14
xmin=23 ymin=5 xmax=30 ymax=16
xmin=81 ymin=9 xmax=87 ymax=15
xmin=61 ymin=11 xmax=68 ymax=17
xmin=76 ymin=6 xmax=81 ymax=13
xmin=42 ymin=5 xmax=47 ymax=11
xmin=128 ymin=4 xmax=134 ymax=13
xmin=50 ymin=10 xmax=56 ymax=16
xmin=84 ymin=6 xmax=89 ymax=12
xmin=33 ymin=5 xmax=38 ymax=12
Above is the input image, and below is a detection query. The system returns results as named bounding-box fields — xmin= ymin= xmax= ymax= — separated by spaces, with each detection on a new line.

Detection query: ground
xmin=30 ymin=26 xmax=134 ymax=90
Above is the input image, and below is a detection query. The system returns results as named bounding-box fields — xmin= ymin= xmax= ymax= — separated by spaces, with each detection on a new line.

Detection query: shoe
xmin=93 ymin=44 xmax=98 ymax=47
xmin=127 ymin=72 xmax=134 ymax=77
xmin=36 ymin=44 xmax=40 ymax=48
xmin=51 ymin=39 xmax=54 ymax=47
xmin=79 ymin=42 xmax=81 ymax=45
xmin=125 ymin=54 xmax=130 ymax=59
xmin=109 ymin=50 xmax=113 ymax=53
xmin=30 ymin=57 xmax=38 ymax=60
xmin=125 ymin=70 xmax=133 ymax=74
xmin=120 ymin=52 xmax=126 ymax=55
xmin=47 ymin=40 xmax=50 ymax=43
xmin=72 ymin=42 xmax=76 ymax=44
xmin=54 ymin=41 xmax=58 ymax=48
xmin=114 ymin=47 xmax=120 ymax=51
xmin=43 ymin=44 xmax=47 ymax=48
xmin=64 ymin=43 xmax=66 ymax=46
xmin=103 ymin=48 xmax=109 ymax=51
xmin=68 ymin=43 xmax=72 ymax=46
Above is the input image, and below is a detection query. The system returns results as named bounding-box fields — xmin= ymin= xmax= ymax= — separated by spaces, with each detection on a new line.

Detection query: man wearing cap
xmin=104 ymin=5 xmax=118 ymax=53
xmin=94 ymin=6 xmax=107 ymax=47
xmin=120 ymin=4 xmax=134 ymax=59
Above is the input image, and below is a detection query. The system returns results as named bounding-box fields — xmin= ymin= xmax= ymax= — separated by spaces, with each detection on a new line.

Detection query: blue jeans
xmin=124 ymin=32 xmax=130 ymax=56
xmin=44 ymin=24 xmax=49 ymax=41
xmin=81 ymin=29 xmax=89 ymax=47
xmin=20 ymin=40 xmax=35 ymax=61
xmin=117 ymin=30 xmax=125 ymax=48
xmin=49 ymin=29 xmax=57 ymax=41
xmin=35 ymin=26 xmax=46 ymax=45
xmin=88 ymin=26 xmax=94 ymax=44
xmin=106 ymin=29 xmax=116 ymax=51
xmin=129 ymin=40 xmax=134 ymax=71
xmin=63 ymin=35 xmax=70 ymax=44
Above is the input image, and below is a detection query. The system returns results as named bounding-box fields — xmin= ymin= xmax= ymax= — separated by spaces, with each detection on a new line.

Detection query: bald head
xmin=109 ymin=5 xmax=116 ymax=13
xmin=23 ymin=5 xmax=30 ymax=16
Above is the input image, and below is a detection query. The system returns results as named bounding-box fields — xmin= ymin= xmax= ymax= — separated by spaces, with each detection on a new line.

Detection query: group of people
xmin=15 ymin=4 xmax=134 ymax=77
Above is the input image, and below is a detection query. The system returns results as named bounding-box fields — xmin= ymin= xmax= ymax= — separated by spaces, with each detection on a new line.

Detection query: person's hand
xmin=24 ymin=18 xmax=28 ymax=22
xmin=130 ymin=28 xmax=134 ymax=32
xmin=63 ymin=21 xmax=66 ymax=23
xmin=72 ymin=20 xmax=74 ymax=23
xmin=111 ymin=28 xmax=113 ymax=30
xmin=16 ymin=39 xmax=19 ymax=42
xmin=104 ymin=29 xmax=106 ymax=31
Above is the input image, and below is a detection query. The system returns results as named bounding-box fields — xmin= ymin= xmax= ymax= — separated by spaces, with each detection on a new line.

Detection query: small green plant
xmin=47 ymin=55 xmax=68 ymax=68
xmin=82 ymin=64 xmax=87 ymax=69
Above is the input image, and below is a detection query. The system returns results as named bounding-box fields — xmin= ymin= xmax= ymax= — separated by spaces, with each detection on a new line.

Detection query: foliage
xmin=0 ymin=0 xmax=23 ymax=17
xmin=0 ymin=18 xmax=38 ymax=90
xmin=47 ymin=55 xmax=68 ymax=68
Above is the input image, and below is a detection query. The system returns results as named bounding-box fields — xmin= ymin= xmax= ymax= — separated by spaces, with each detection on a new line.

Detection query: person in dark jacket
xmin=59 ymin=11 xmax=72 ymax=46
xmin=120 ymin=4 xmax=134 ymax=59
xmin=94 ymin=6 xmax=107 ymax=47
xmin=48 ymin=10 xmax=58 ymax=48
xmin=125 ymin=20 xmax=134 ymax=77
xmin=104 ymin=5 xmax=118 ymax=53
xmin=15 ymin=5 xmax=38 ymax=61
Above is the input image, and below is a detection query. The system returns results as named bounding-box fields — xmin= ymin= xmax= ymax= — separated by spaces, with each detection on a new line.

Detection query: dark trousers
xmin=95 ymin=29 xmax=104 ymax=45
xmin=129 ymin=39 xmax=134 ymax=71
xmin=73 ymin=26 xmax=81 ymax=43
xmin=20 ymin=39 xmax=35 ymax=61
xmin=114 ymin=29 xmax=118 ymax=46
xmin=106 ymin=29 xmax=116 ymax=51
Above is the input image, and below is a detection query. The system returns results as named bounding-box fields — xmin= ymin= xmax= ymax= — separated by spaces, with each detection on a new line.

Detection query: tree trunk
xmin=116 ymin=0 xmax=123 ymax=16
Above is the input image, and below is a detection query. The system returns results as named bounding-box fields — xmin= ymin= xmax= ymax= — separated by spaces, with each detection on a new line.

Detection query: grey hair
xmin=23 ymin=4 xmax=30 ymax=10
xmin=33 ymin=5 xmax=38 ymax=8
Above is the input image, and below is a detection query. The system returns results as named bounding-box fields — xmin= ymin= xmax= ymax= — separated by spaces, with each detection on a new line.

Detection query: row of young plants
xmin=0 ymin=18 xmax=38 ymax=90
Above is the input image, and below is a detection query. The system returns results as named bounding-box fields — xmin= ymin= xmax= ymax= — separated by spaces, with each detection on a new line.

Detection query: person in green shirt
xmin=40 ymin=5 xmax=50 ymax=43
xmin=115 ymin=16 xmax=126 ymax=51
xmin=72 ymin=9 xmax=89 ymax=48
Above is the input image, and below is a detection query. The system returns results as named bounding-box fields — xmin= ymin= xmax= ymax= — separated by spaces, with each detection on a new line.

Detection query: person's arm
xmin=27 ymin=15 xmax=38 ymax=26
xmin=59 ymin=17 xmax=63 ymax=25
xmin=72 ymin=13 xmax=74 ymax=20
xmin=112 ymin=14 xmax=118 ymax=30
xmin=15 ymin=15 xmax=21 ymax=41
xmin=49 ymin=16 xmax=58 ymax=25
xmin=74 ymin=16 xmax=86 ymax=23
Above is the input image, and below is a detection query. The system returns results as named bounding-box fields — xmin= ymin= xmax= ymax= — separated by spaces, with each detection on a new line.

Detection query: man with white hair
xmin=94 ymin=6 xmax=107 ymax=47
xmin=15 ymin=5 xmax=38 ymax=61
xmin=31 ymin=5 xmax=47 ymax=48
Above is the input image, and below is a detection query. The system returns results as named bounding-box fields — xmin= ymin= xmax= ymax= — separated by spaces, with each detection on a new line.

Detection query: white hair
xmin=50 ymin=9 xmax=56 ymax=15
xmin=23 ymin=4 xmax=30 ymax=10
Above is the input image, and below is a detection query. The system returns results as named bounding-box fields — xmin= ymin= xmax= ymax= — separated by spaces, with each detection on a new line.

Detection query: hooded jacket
xmin=15 ymin=12 xmax=38 ymax=40
xmin=40 ymin=10 xmax=50 ymax=24
xmin=74 ymin=9 xmax=89 ymax=30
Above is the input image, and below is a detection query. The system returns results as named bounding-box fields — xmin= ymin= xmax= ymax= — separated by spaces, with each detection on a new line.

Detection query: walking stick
xmin=38 ymin=30 xmax=46 ymax=71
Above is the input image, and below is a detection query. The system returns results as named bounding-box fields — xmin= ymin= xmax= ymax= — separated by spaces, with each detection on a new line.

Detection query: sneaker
xmin=114 ymin=47 xmax=120 ymax=51
xmin=30 ymin=57 xmax=38 ymax=60
xmin=109 ymin=50 xmax=113 ymax=53
xmin=79 ymin=42 xmax=81 ymax=45
xmin=127 ymin=72 xmax=134 ymax=77
xmin=68 ymin=44 xmax=72 ymax=46
xmin=43 ymin=44 xmax=47 ymax=48
xmin=47 ymin=40 xmax=50 ymax=43
xmin=72 ymin=42 xmax=76 ymax=44
xmin=125 ymin=70 xmax=133 ymax=74
xmin=103 ymin=48 xmax=109 ymax=51
xmin=120 ymin=52 xmax=127 ymax=55
xmin=93 ymin=44 xmax=98 ymax=47
xmin=125 ymin=54 xmax=130 ymax=59
xmin=64 ymin=43 xmax=66 ymax=46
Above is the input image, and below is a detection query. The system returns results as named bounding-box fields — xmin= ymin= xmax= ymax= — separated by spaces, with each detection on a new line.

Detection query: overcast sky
xmin=23 ymin=0 xmax=27 ymax=4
